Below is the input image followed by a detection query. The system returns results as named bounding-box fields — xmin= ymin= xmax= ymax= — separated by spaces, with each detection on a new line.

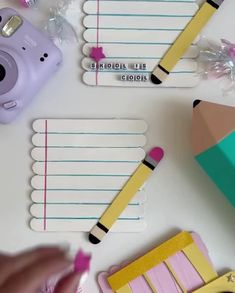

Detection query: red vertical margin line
xmin=43 ymin=119 xmax=48 ymax=231
xmin=95 ymin=0 xmax=100 ymax=86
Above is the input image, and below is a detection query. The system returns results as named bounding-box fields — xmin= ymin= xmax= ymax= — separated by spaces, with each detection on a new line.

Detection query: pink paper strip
xmin=168 ymin=251 xmax=204 ymax=292
xmin=146 ymin=263 xmax=182 ymax=293
xmin=98 ymin=232 xmax=213 ymax=293
xmin=129 ymin=275 xmax=152 ymax=293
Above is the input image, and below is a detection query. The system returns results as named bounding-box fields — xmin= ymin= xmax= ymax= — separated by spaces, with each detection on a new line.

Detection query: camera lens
xmin=0 ymin=64 xmax=6 ymax=82
xmin=0 ymin=51 xmax=18 ymax=95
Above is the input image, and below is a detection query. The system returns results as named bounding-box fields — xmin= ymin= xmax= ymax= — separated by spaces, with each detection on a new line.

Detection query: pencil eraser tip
xmin=149 ymin=147 xmax=164 ymax=162
xmin=193 ymin=100 xmax=201 ymax=108
xmin=74 ymin=250 xmax=91 ymax=273
xmin=89 ymin=233 xmax=101 ymax=245
xmin=151 ymin=74 xmax=162 ymax=85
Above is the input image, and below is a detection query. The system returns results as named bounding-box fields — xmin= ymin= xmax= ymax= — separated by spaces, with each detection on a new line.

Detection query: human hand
xmin=0 ymin=246 xmax=82 ymax=293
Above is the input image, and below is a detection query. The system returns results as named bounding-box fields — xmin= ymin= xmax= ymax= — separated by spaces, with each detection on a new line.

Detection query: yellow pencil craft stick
xmin=151 ymin=0 xmax=225 ymax=85
xmin=89 ymin=147 xmax=164 ymax=244
xmin=192 ymin=271 xmax=235 ymax=293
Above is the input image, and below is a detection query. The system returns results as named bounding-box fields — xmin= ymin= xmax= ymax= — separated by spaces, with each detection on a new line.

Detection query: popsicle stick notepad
xmin=82 ymin=0 xmax=200 ymax=87
xmin=30 ymin=119 xmax=148 ymax=232
xmin=98 ymin=231 xmax=218 ymax=293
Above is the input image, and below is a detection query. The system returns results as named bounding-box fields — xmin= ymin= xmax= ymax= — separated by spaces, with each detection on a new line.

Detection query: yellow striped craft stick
xmin=89 ymin=147 xmax=164 ymax=244
xmin=193 ymin=271 xmax=235 ymax=292
xmin=151 ymin=0 xmax=225 ymax=84
xmin=107 ymin=231 xmax=217 ymax=292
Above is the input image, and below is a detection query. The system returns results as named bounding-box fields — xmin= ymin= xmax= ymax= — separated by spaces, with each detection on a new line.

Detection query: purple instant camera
xmin=0 ymin=8 xmax=62 ymax=123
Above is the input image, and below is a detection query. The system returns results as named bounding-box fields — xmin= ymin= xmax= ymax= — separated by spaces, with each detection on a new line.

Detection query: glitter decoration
xmin=199 ymin=39 xmax=235 ymax=92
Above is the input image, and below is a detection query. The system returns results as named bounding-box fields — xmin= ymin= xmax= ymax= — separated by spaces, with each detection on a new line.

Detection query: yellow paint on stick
xmin=193 ymin=271 xmax=235 ymax=293
xmin=107 ymin=231 xmax=193 ymax=291
xmin=116 ymin=284 xmax=133 ymax=293
xmin=100 ymin=163 xmax=152 ymax=229
xmin=158 ymin=2 xmax=216 ymax=73
xmin=183 ymin=243 xmax=218 ymax=283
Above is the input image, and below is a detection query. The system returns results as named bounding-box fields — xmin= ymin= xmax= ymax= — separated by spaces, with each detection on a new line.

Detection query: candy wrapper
xmin=199 ymin=39 xmax=235 ymax=93
xmin=45 ymin=0 xmax=78 ymax=43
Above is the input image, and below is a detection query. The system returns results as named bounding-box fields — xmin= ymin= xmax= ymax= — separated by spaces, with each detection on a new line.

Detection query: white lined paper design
xmin=31 ymin=190 xmax=146 ymax=204
xmin=82 ymin=0 xmax=200 ymax=87
xmin=30 ymin=119 xmax=147 ymax=232
xmin=83 ymin=1 xmax=198 ymax=16
xmin=30 ymin=218 xmax=147 ymax=232
xmin=33 ymin=161 xmax=141 ymax=176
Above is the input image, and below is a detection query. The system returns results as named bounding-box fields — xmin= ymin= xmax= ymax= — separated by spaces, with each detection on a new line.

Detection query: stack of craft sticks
xmin=30 ymin=119 xmax=148 ymax=232
xmin=82 ymin=0 xmax=200 ymax=87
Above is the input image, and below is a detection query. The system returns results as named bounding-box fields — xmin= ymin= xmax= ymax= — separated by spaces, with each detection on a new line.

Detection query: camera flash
xmin=2 ymin=15 xmax=23 ymax=37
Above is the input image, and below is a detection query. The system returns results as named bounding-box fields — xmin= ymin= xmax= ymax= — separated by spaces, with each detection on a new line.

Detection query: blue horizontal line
xmin=35 ymin=202 xmax=140 ymax=205
xmin=88 ymin=41 xmax=188 ymax=45
xmin=103 ymin=56 xmax=196 ymax=59
xmin=37 ymin=132 xmax=144 ymax=135
xmin=42 ymin=174 xmax=130 ymax=177
xmin=36 ymin=147 xmax=143 ymax=149
xmin=36 ymin=160 xmax=140 ymax=163
xmin=89 ymin=14 xmax=195 ymax=17
xmin=89 ymin=42 xmax=174 ymax=45
xmin=35 ymin=202 xmax=140 ymax=206
xmin=37 ymin=189 xmax=121 ymax=191
xmin=87 ymin=28 xmax=183 ymax=31
xmin=39 ymin=217 xmax=141 ymax=220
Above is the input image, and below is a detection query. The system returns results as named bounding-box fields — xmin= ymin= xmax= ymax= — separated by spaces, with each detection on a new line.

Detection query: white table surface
xmin=1 ymin=0 xmax=235 ymax=292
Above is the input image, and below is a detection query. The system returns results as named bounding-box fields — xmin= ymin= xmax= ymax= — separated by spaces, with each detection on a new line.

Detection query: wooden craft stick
xmin=107 ymin=231 xmax=193 ymax=291
xmin=83 ymin=1 xmax=198 ymax=16
xmin=30 ymin=218 xmax=147 ymax=232
xmin=89 ymin=147 xmax=164 ymax=244
xmin=32 ymin=161 xmax=140 ymax=176
xmin=31 ymin=147 xmax=145 ymax=162
xmin=83 ymin=71 xmax=200 ymax=88
xmin=107 ymin=232 xmax=217 ymax=292
xmin=33 ymin=119 xmax=147 ymax=134
xmin=30 ymin=203 xmax=144 ymax=219
xmin=32 ymin=133 xmax=146 ymax=148
xmin=82 ymin=58 xmax=198 ymax=73
xmin=193 ymin=271 xmax=235 ymax=292
xmin=151 ymin=0 xmax=225 ymax=84
xmin=31 ymin=190 xmax=146 ymax=204
xmin=183 ymin=243 xmax=217 ymax=283
xmin=31 ymin=175 xmax=135 ymax=191
xmin=83 ymin=43 xmax=199 ymax=59
xmin=83 ymin=15 xmax=194 ymax=30
xmin=83 ymin=29 xmax=199 ymax=45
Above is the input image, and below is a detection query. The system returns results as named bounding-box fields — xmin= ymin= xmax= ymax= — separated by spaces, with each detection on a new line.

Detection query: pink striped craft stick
xmin=98 ymin=232 xmax=217 ymax=293
xmin=145 ymin=263 xmax=183 ymax=293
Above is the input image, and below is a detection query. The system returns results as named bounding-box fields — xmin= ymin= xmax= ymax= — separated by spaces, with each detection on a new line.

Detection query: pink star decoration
xmin=90 ymin=46 xmax=106 ymax=63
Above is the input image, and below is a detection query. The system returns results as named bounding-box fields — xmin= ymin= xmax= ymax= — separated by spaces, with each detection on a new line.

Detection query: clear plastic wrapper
xmin=199 ymin=38 xmax=235 ymax=93
xmin=44 ymin=0 xmax=78 ymax=43
xmin=20 ymin=0 xmax=78 ymax=43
